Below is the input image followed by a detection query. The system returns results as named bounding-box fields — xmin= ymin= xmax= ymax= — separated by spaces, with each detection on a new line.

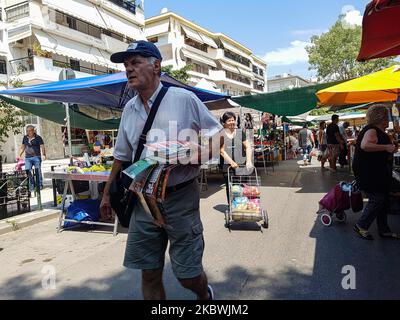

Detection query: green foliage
xmin=0 ymin=79 xmax=25 ymax=151
xmin=309 ymin=107 xmax=333 ymax=116
xmin=161 ymin=64 xmax=193 ymax=84
xmin=306 ymin=17 xmax=396 ymax=82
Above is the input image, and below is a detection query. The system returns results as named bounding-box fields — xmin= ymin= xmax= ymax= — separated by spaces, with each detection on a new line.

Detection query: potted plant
xmin=32 ymin=41 xmax=52 ymax=58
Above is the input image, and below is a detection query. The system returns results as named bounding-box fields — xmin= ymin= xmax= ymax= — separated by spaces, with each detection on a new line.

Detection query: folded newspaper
xmin=145 ymin=141 xmax=196 ymax=163
xmin=122 ymin=159 xmax=177 ymax=230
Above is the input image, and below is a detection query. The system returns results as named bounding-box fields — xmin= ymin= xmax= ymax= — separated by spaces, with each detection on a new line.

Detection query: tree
xmin=0 ymin=79 xmax=25 ymax=151
xmin=306 ymin=17 xmax=395 ymax=82
xmin=161 ymin=64 xmax=193 ymax=84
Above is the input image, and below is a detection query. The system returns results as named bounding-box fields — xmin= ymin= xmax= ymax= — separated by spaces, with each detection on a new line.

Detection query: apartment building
xmin=145 ymin=11 xmax=267 ymax=97
xmin=267 ymin=73 xmax=310 ymax=93
xmin=0 ymin=0 xmax=145 ymax=162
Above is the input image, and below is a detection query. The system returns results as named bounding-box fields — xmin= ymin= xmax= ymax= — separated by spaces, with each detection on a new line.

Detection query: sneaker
xmin=353 ymin=224 xmax=374 ymax=240
xmin=207 ymin=285 xmax=215 ymax=300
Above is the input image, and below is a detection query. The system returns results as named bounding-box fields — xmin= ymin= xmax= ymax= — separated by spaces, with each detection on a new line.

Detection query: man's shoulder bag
xmin=109 ymin=86 xmax=169 ymax=228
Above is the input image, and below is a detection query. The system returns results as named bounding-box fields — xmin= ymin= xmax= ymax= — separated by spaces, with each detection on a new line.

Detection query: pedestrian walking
xmin=353 ymin=105 xmax=400 ymax=240
xmin=298 ymin=124 xmax=315 ymax=165
xmin=19 ymin=125 xmax=46 ymax=191
xmin=100 ymin=41 xmax=222 ymax=300
xmin=326 ymin=115 xmax=345 ymax=172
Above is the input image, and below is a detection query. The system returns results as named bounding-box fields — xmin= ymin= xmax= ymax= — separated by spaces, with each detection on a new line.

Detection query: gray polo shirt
xmin=114 ymin=83 xmax=223 ymax=186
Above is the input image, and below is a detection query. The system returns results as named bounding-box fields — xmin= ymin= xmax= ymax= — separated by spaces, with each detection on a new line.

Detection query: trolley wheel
xmin=262 ymin=210 xmax=269 ymax=229
xmin=336 ymin=212 xmax=347 ymax=223
xmin=320 ymin=213 xmax=333 ymax=227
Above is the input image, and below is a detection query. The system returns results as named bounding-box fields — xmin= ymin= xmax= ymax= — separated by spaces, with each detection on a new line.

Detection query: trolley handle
xmin=227 ymin=165 xmax=257 ymax=180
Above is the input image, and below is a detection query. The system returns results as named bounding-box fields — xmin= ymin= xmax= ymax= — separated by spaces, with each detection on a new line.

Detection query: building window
xmin=184 ymin=37 xmax=208 ymax=52
xmin=22 ymin=114 xmax=39 ymax=125
xmin=224 ymin=49 xmax=250 ymax=67
xmin=5 ymin=2 xmax=29 ymax=22
xmin=70 ymin=59 xmax=80 ymax=72
xmin=0 ymin=60 xmax=7 ymax=75
xmin=186 ymin=58 xmax=209 ymax=75
xmin=148 ymin=36 xmax=158 ymax=43
xmin=253 ymin=81 xmax=264 ymax=91
xmin=226 ymin=71 xmax=251 ymax=85
xmin=109 ymin=0 xmax=136 ymax=14
xmin=260 ymin=69 xmax=264 ymax=77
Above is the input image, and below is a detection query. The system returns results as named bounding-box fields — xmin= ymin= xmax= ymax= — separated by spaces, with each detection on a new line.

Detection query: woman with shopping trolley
xmin=219 ymin=112 xmax=254 ymax=204
xmin=352 ymin=104 xmax=400 ymax=240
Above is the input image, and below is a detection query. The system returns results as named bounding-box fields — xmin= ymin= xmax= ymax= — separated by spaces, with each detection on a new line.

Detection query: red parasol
xmin=357 ymin=0 xmax=400 ymax=61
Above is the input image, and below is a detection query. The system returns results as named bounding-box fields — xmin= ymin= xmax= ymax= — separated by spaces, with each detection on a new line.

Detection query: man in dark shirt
xmin=20 ymin=125 xmax=46 ymax=191
xmin=326 ymin=114 xmax=345 ymax=172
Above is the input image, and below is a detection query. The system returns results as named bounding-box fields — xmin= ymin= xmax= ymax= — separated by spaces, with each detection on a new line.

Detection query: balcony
xmin=5 ymin=1 xmax=29 ymax=22
xmin=209 ymin=69 xmax=252 ymax=90
xmin=8 ymin=56 xmax=114 ymax=85
xmin=9 ymin=57 xmax=35 ymax=76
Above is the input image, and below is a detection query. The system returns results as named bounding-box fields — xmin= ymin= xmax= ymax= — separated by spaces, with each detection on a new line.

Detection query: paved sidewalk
xmin=1 ymin=159 xmax=400 ymax=300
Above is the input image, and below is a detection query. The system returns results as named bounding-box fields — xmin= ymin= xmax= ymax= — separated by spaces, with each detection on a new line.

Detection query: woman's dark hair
xmin=245 ymin=113 xmax=252 ymax=120
xmin=221 ymin=111 xmax=237 ymax=124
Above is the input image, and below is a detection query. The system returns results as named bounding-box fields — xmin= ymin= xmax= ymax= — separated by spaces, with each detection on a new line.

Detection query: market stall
xmin=44 ymin=169 xmax=117 ymax=236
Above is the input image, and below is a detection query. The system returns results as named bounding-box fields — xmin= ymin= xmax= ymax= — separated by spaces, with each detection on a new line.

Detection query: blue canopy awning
xmin=0 ymin=72 xmax=229 ymax=109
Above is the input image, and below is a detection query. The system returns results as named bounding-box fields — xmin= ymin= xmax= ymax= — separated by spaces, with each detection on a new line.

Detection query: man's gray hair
xmin=26 ymin=125 xmax=35 ymax=131
xmin=147 ymin=56 xmax=161 ymax=76
xmin=147 ymin=56 xmax=158 ymax=66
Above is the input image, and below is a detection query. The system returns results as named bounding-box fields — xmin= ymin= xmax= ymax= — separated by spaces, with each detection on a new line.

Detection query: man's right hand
xmin=386 ymin=144 xmax=396 ymax=153
xmin=100 ymin=193 xmax=112 ymax=221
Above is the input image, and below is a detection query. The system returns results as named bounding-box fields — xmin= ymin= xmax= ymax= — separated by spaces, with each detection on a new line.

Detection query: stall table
xmin=44 ymin=171 xmax=118 ymax=236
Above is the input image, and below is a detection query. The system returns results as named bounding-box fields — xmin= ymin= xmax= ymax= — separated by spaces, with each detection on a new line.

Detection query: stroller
xmin=317 ymin=181 xmax=363 ymax=227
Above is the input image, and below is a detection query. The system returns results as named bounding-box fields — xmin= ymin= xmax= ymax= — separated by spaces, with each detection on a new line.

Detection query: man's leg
xmin=24 ymin=158 xmax=34 ymax=191
xmin=142 ymin=268 xmax=166 ymax=300
xmin=179 ymin=271 xmax=209 ymax=300
xmin=33 ymin=157 xmax=43 ymax=188
xmin=307 ymin=145 xmax=312 ymax=163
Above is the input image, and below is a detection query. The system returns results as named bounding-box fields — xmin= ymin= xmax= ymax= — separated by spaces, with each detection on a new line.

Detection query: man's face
xmin=26 ymin=127 xmax=35 ymax=136
xmin=124 ymin=55 xmax=160 ymax=91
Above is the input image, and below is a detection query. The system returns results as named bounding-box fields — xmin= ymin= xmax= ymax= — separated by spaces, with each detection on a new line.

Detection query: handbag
xmin=109 ymin=86 xmax=169 ymax=228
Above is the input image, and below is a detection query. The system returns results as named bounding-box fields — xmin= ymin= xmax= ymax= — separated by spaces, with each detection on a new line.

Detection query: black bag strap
xmin=134 ymin=86 xmax=169 ymax=163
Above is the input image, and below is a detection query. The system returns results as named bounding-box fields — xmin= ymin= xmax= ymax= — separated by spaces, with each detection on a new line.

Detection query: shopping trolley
xmin=225 ymin=166 xmax=268 ymax=230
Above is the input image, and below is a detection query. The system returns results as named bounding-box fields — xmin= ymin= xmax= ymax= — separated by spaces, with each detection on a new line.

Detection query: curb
xmin=0 ymin=209 xmax=59 ymax=236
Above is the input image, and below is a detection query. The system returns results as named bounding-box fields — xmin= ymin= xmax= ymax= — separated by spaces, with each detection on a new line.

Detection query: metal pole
xmin=51 ymin=165 xmax=57 ymax=207
xmin=61 ymin=69 xmax=73 ymax=162
xmin=34 ymin=168 xmax=42 ymax=210
xmin=283 ymin=123 xmax=287 ymax=161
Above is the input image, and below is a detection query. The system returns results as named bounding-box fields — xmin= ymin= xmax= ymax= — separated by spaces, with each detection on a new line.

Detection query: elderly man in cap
xmin=100 ymin=41 xmax=222 ymax=300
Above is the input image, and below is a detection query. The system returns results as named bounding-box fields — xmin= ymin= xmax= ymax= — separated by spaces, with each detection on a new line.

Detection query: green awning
xmin=0 ymin=95 xmax=120 ymax=130
xmin=232 ymin=81 xmax=342 ymax=116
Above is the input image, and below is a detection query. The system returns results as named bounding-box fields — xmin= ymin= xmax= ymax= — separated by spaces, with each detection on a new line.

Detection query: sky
xmin=143 ymin=0 xmax=371 ymax=80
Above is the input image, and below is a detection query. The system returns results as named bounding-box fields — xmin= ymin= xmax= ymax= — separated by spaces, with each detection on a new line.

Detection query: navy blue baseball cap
xmin=110 ymin=40 xmax=162 ymax=63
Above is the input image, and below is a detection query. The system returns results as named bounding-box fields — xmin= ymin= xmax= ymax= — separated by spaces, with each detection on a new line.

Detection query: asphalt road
xmin=1 ymin=159 xmax=400 ymax=300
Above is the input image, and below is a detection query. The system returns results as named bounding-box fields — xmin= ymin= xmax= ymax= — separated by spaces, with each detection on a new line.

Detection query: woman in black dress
xmin=352 ymin=104 xmax=400 ymax=240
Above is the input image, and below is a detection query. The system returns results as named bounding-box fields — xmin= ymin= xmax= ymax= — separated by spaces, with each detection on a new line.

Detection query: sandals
xmin=353 ymin=225 xmax=374 ymax=240
xmin=379 ymin=233 xmax=400 ymax=240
